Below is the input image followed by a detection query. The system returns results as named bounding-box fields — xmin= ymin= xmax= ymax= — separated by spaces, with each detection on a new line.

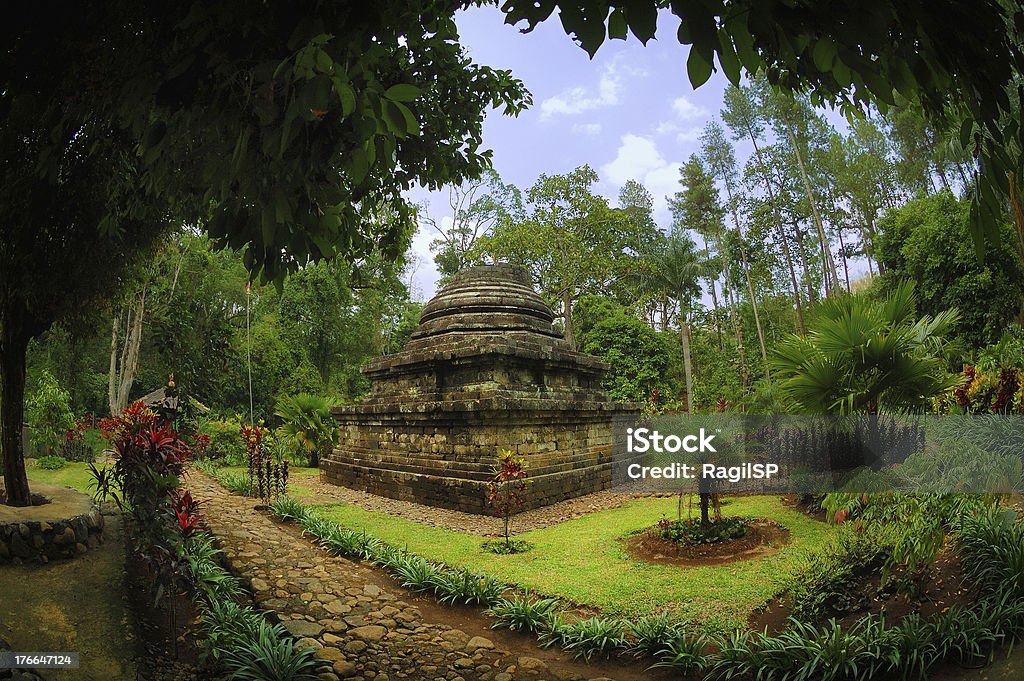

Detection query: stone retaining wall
xmin=0 ymin=484 xmax=105 ymax=564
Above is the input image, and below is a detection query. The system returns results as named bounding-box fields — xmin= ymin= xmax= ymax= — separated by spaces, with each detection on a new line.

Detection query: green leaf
xmin=393 ymin=100 xmax=420 ymax=136
xmin=350 ymin=147 xmax=369 ymax=184
xmin=624 ymin=1 xmax=657 ymax=44
xmin=384 ymin=83 xmax=421 ymax=102
xmin=812 ymin=40 xmax=836 ymax=72
xmin=608 ymin=8 xmax=627 ymax=40
xmin=959 ymin=117 xmax=975 ymax=150
xmin=334 ymin=78 xmax=356 ymax=118
xmin=730 ymin=24 xmax=758 ymax=71
xmin=716 ymin=30 xmax=741 ymax=85
xmin=686 ymin=47 xmax=713 ymax=88
xmin=315 ymin=49 xmax=333 ymax=73
xmin=380 ymin=99 xmax=407 ymax=136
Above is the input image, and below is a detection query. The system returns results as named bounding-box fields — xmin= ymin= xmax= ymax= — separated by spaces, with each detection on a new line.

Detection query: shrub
xmin=36 ymin=455 xmax=68 ymax=470
xmin=275 ymin=393 xmax=338 ymax=468
xmin=626 ymin=612 xmax=688 ymax=657
xmin=553 ymin=617 xmax=627 ymax=662
xmin=657 ymin=516 xmax=748 ymax=545
xmin=650 ymin=632 xmax=711 ymax=674
xmin=218 ymin=620 xmax=319 ymax=681
xmin=390 ymin=553 xmax=443 ymax=593
xmin=486 ymin=594 xmax=559 ymax=633
xmin=25 ymin=369 xmax=75 ymax=455
xmin=485 ymin=450 xmax=529 ymax=551
xmin=201 ymin=417 xmax=248 ymax=464
xmin=788 ymin=529 xmax=890 ymax=622
xmin=430 ymin=569 xmax=506 ymax=606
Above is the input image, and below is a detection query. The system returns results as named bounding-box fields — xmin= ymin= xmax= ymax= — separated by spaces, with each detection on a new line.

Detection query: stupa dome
xmin=412 ymin=264 xmax=560 ymax=339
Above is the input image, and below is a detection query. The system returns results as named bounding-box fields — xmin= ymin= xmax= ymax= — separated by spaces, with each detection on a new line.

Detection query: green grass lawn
xmin=311 ymin=495 xmax=834 ymax=628
xmin=24 ymin=460 xmax=95 ymax=494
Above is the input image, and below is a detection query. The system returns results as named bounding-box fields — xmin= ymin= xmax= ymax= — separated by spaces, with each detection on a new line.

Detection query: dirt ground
xmin=0 ymin=513 xmax=136 ymax=681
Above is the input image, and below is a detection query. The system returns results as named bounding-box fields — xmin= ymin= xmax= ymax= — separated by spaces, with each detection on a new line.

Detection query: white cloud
xmin=602 ymin=134 xmax=664 ymax=186
xmin=675 ymin=127 xmax=703 ymax=144
xmin=601 ymin=134 xmax=682 ymax=224
xmin=571 ymin=122 xmax=603 ymax=136
xmin=671 ymin=96 xmax=708 ymax=121
xmin=540 ymin=71 xmax=620 ymax=119
xmin=655 ymin=120 xmax=680 ymax=136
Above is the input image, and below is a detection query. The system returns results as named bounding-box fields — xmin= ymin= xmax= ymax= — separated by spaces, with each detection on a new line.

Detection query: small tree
xmin=275 ymin=393 xmax=338 ymax=468
xmin=24 ymin=370 xmax=75 ymax=455
xmin=485 ymin=450 xmax=529 ymax=550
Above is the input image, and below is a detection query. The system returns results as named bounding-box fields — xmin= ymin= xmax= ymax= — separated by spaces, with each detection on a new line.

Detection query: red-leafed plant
xmin=169 ymin=488 xmax=206 ymax=538
xmin=485 ymin=450 xmax=529 ymax=552
xmin=90 ymin=401 xmax=191 ymax=554
xmin=239 ymin=422 xmax=288 ymax=506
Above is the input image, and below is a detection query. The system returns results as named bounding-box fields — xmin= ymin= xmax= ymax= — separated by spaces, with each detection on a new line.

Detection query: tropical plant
xmin=771 ymin=281 xmax=961 ymax=414
xmin=218 ymin=620 xmax=319 ymax=681
xmin=486 ymin=594 xmax=559 ymax=633
xmin=275 ymin=394 xmax=338 ymax=468
xmin=555 ymin=617 xmax=627 ymax=662
xmin=429 ymin=569 xmax=507 ymax=607
xmin=650 ymin=632 xmax=711 ymax=674
xmin=626 ymin=612 xmax=688 ymax=657
xmin=629 ymin=234 xmax=704 ymax=412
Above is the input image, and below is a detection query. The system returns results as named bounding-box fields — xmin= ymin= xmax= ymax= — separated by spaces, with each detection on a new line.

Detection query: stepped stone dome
xmin=412 ymin=264 xmax=560 ymax=340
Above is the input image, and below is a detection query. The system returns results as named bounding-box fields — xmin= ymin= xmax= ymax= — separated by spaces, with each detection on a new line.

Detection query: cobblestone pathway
xmin=187 ymin=472 xmax=658 ymax=681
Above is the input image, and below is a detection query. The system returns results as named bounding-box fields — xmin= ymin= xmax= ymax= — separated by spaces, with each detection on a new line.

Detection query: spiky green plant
xmin=771 ymin=281 xmax=960 ymax=414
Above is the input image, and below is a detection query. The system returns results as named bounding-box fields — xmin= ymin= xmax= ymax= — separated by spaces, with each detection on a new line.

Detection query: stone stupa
xmin=320 ymin=264 xmax=639 ymax=513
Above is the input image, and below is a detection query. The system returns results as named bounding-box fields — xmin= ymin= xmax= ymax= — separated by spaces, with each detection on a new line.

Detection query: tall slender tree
xmin=701 ymin=123 xmax=770 ymax=379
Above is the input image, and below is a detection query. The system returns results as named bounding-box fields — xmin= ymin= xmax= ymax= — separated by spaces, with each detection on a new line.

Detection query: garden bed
xmin=622 ymin=518 xmax=790 ymax=567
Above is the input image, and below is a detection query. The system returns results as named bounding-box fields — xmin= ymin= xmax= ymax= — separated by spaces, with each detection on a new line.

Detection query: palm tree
xmin=633 ymin=235 xmax=703 ymax=412
xmin=275 ymin=393 xmax=338 ymax=467
xmin=770 ymin=281 xmax=961 ymax=415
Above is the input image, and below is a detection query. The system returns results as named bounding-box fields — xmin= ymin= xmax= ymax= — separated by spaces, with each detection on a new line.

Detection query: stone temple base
xmin=323 ymin=395 xmax=634 ymax=514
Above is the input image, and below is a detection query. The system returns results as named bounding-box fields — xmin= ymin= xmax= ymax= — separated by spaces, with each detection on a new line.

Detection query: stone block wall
xmin=0 ymin=504 xmax=104 ymax=564
xmin=322 ymin=402 xmax=636 ymax=514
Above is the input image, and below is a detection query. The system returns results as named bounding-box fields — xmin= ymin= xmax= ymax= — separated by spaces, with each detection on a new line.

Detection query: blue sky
xmin=403 ymin=5 xmax=741 ymax=299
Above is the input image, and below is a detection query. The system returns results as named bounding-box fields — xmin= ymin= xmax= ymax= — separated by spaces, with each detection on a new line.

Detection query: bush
xmin=545 ymin=617 xmax=626 ymax=661
xmin=430 ymin=569 xmax=507 ymax=607
xmin=36 ymin=455 xmax=68 ymax=470
xmin=789 ymin=529 xmax=888 ymax=622
xmin=626 ymin=612 xmax=688 ymax=657
xmin=657 ymin=516 xmax=748 ymax=545
xmin=200 ymin=417 xmax=247 ymax=464
xmin=25 ymin=369 xmax=75 ymax=455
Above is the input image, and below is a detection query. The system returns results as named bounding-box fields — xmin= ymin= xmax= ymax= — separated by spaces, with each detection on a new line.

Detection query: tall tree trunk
xmin=107 ymin=309 xmax=122 ymax=416
xmin=561 ymin=290 xmax=575 ymax=350
xmin=108 ymin=288 xmax=147 ymax=415
xmin=836 ymin=227 xmax=852 ymax=291
xmin=1 ymin=302 xmax=34 ymax=507
xmin=680 ymin=317 xmax=694 ymax=413
xmin=793 ymin=222 xmax=815 ymax=303
xmin=748 ymin=132 xmax=806 ymax=334
xmin=721 ymin=179 xmax=770 ymax=379
xmin=703 ymin=243 xmax=724 ymax=350
xmin=786 ymin=126 xmax=840 ymax=294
